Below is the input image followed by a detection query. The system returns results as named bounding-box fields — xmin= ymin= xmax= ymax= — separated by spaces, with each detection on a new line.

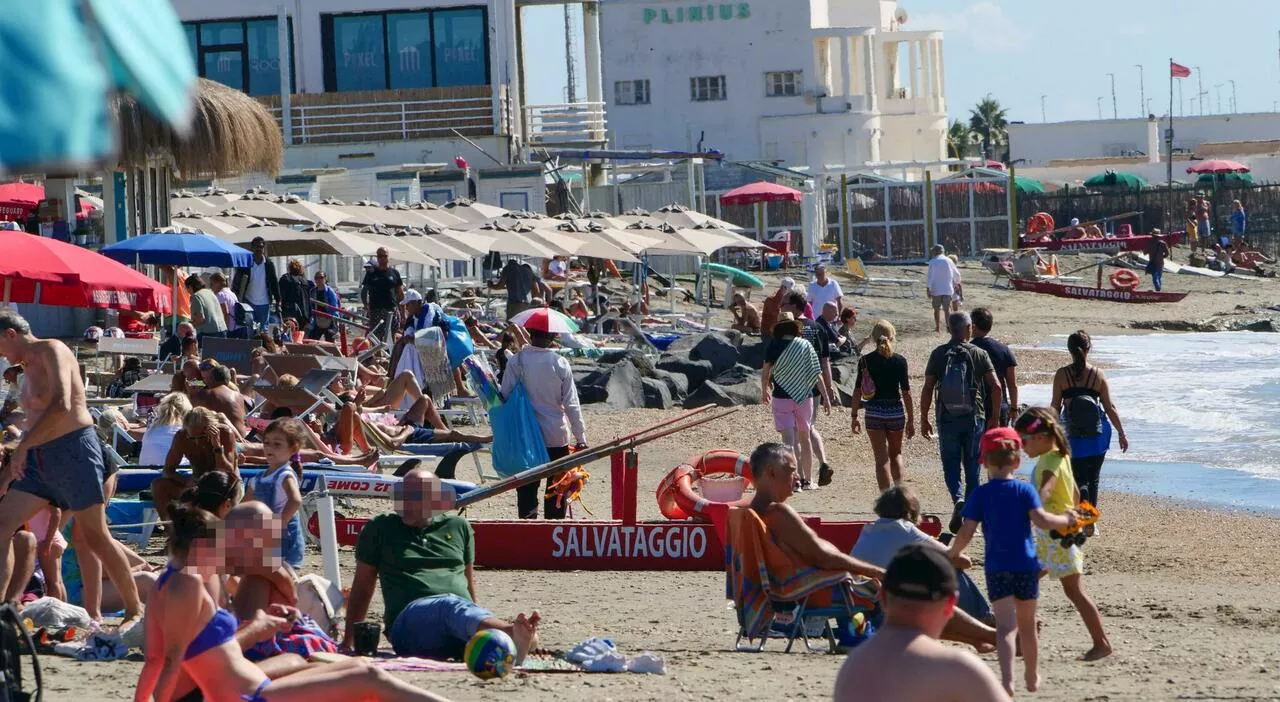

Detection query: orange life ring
xmin=1110 ymin=269 xmax=1140 ymax=291
xmin=656 ymin=449 xmax=754 ymax=522
xmin=1027 ymin=212 xmax=1055 ymax=235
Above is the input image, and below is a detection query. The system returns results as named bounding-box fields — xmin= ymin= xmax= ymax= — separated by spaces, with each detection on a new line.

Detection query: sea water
xmin=1021 ymin=332 xmax=1280 ymax=513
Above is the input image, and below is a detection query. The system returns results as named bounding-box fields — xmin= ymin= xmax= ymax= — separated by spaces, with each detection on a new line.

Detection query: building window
xmin=690 ymin=75 xmax=726 ymax=102
xmin=422 ymin=188 xmax=455 ymax=204
xmin=183 ymin=18 xmax=295 ymax=96
xmin=498 ymin=191 xmax=530 ymax=211
xmin=321 ymin=8 xmax=489 ymax=93
xmin=614 ymin=80 xmax=650 ymax=105
xmin=765 ymin=71 xmax=802 ymax=97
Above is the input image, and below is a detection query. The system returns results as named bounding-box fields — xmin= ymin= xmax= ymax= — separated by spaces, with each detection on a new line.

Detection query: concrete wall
xmin=1010 ymin=112 xmax=1280 ymax=166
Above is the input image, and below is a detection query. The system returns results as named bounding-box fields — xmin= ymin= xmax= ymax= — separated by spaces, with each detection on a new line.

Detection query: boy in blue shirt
xmin=947 ymin=427 xmax=1077 ymax=698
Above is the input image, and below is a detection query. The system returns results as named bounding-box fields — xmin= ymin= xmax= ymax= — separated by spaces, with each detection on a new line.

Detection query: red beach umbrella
xmin=510 ymin=307 xmax=578 ymax=334
xmin=0 ymin=231 xmax=171 ymax=312
xmin=719 ymin=181 xmax=803 ymax=206
xmin=1186 ymin=159 xmax=1250 ymax=175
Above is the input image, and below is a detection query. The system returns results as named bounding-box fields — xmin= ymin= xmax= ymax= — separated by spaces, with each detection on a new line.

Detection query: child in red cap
xmin=947 ymin=426 xmax=1078 ymax=697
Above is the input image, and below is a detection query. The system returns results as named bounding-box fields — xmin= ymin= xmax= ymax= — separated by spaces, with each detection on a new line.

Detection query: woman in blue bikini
xmin=136 ymin=503 xmax=450 ymax=702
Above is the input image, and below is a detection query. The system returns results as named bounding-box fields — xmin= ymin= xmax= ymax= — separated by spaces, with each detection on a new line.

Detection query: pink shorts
xmin=771 ymin=396 xmax=814 ymax=433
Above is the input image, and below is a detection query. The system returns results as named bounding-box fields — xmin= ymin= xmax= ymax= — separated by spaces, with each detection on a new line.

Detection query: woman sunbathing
xmin=137 ymin=503 xmax=449 ymax=702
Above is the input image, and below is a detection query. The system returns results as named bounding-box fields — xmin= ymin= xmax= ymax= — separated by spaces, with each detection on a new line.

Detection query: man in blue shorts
xmin=343 ymin=465 xmax=541 ymax=662
xmin=0 ymin=310 xmax=142 ymax=624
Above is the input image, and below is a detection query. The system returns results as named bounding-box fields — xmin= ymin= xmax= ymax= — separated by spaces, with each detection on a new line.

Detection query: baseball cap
xmin=979 ymin=427 xmax=1022 ymax=458
xmin=401 ymin=289 xmax=423 ymax=304
xmin=883 ymin=543 xmax=958 ymax=602
xmin=779 ymin=277 xmax=795 ymax=289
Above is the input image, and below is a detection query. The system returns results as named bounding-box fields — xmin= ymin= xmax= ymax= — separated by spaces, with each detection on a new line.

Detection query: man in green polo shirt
xmin=343 ymin=463 xmax=541 ymax=661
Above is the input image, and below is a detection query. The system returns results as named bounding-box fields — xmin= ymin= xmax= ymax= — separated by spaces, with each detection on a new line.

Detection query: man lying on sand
xmin=835 ymin=544 xmax=1010 ymax=702
xmin=344 ymin=464 xmax=541 ymax=663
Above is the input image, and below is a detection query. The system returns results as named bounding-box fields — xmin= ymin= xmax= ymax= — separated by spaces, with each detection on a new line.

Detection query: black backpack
xmin=1064 ymin=369 xmax=1104 ymax=438
xmin=0 ymin=602 xmax=41 ymax=701
xmin=937 ymin=344 xmax=977 ymax=416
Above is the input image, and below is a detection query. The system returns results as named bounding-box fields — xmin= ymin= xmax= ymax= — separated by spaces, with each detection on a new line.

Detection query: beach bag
xmin=489 ymin=355 xmax=549 ymax=478
xmin=772 ymin=338 xmax=820 ymax=401
xmin=1065 ymin=395 xmax=1104 ymax=438
xmin=859 ymin=359 xmax=876 ymax=401
xmin=0 ymin=602 xmax=41 ymax=701
xmin=440 ymin=314 xmax=475 ymax=371
xmin=937 ymin=344 xmax=976 ymax=416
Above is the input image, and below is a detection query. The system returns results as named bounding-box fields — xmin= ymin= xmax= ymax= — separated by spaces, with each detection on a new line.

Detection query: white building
xmin=1009 ymin=112 xmax=1280 ymax=167
xmin=600 ymin=0 xmax=947 ymax=173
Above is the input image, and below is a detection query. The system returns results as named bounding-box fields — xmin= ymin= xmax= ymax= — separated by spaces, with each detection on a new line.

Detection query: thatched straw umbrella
xmin=112 ymin=78 xmax=282 ymax=178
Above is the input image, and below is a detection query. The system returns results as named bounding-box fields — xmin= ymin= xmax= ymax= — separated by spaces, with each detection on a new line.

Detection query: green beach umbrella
xmin=1083 ymin=171 xmax=1148 ymax=189
xmin=1013 ymin=176 xmax=1046 ymax=194
xmin=1197 ymin=172 xmax=1253 ymax=186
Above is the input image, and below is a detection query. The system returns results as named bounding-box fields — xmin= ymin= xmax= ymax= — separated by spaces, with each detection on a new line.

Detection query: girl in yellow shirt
xmin=1015 ymin=407 xmax=1113 ymax=661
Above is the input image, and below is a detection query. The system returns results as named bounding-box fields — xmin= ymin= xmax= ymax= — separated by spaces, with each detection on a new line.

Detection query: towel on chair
xmin=725 ymin=507 xmax=876 ymax=638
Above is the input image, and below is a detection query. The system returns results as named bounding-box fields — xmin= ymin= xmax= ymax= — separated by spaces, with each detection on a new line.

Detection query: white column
xmin=864 ymin=35 xmax=878 ymax=111
xmin=814 ymin=38 xmax=830 ymax=95
xmin=583 ymin=3 xmax=603 ymax=106
xmin=935 ymin=39 xmax=947 ymax=111
xmin=839 ymin=36 xmax=853 ymax=98
xmin=909 ymin=40 xmax=919 ymax=101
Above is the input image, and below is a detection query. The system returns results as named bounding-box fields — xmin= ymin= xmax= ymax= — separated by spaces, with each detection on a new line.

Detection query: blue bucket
xmin=763 ymin=253 xmax=783 ymax=271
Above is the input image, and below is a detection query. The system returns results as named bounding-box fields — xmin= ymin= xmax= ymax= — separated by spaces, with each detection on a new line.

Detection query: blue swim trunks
xmin=986 ymin=570 xmax=1039 ymax=602
xmin=12 ymin=426 xmax=105 ymax=511
xmin=405 ymin=425 xmax=435 ymax=444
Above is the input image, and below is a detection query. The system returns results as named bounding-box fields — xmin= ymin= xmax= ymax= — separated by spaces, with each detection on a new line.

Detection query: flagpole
xmin=1167 ymin=59 xmax=1175 ymax=234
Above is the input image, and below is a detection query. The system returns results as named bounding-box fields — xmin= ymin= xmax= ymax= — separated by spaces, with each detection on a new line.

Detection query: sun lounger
xmin=841 ymin=257 xmax=919 ymax=298
xmin=725 ymin=507 xmax=877 ymax=653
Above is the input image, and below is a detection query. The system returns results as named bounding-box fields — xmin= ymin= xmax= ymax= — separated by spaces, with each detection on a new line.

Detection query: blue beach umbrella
xmin=0 ymin=0 xmax=195 ymax=172
xmin=100 ymin=231 xmax=253 ymax=269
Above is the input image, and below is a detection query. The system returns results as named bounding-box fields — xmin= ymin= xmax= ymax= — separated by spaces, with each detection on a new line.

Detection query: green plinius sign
xmin=643 ymin=3 xmax=751 ymax=25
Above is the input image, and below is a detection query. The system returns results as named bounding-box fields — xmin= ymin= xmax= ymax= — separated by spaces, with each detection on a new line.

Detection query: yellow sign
xmin=643 ymin=3 xmax=751 ymax=25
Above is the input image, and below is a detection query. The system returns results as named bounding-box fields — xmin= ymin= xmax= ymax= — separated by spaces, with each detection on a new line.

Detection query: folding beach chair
xmin=726 ymin=507 xmax=877 ymax=653
xmin=841 ymin=257 xmax=919 ymax=298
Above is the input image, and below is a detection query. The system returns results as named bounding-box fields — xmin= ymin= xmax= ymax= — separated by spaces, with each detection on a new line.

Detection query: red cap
xmin=980 ymin=427 xmax=1022 ymax=457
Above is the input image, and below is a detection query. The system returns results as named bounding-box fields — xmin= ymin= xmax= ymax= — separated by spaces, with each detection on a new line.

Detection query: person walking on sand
xmin=1144 ymin=230 xmax=1170 ymax=292
xmin=806 ymin=264 xmax=843 ymax=313
xmin=779 ymin=292 xmax=836 ymax=487
xmin=762 ymin=314 xmax=827 ymax=491
xmin=926 ymin=245 xmax=961 ymax=333
xmin=947 ymin=428 xmax=1079 ymax=697
xmin=969 ymin=308 xmax=1018 ymax=426
xmin=850 ymin=320 xmax=914 ymax=491
xmin=1050 ymin=331 xmax=1128 ymax=510
xmin=835 ymin=544 xmax=1010 ymax=702
xmin=921 ymin=312 xmax=1002 ymax=531
xmin=0 ymin=310 xmax=143 ymax=625
xmin=1014 ymin=408 xmax=1113 ymax=661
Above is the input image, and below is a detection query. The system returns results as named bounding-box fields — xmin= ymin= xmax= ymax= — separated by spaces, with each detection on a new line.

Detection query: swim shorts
xmin=12 ymin=426 xmax=105 ymax=511
xmin=931 ymin=295 xmax=952 ymax=311
xmin=1035 ymin=528 xmax=1084 ymax=579
xmin=771 ymin=396 xmax=814 ymax=433
xmin=389 ymin=594 xmax=494 ymax=659
xmin=985 ymin=570 xmax=1039 ymax=602
xmin=863 ymin=399 xmax=906 ymax=433
xmin=403 ymin=424 xmax=436 ymax=444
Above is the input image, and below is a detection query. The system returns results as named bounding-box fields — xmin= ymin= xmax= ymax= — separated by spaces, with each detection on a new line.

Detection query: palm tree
xmin=946 ymin=120 xmax=976 ymax=159
xmin=968 ymin=95 xmax=1009 ymax=161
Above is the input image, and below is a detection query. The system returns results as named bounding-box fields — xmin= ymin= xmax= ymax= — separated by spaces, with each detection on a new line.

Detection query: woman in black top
xmin=850 ymin=320 xmax=914 ymax=491
xmin=277 ymin=259 xmax=314 ymax=329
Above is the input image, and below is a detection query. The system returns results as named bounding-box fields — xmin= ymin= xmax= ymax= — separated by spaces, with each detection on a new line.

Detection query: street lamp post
xmin=1040 ymin=94 xmax=1047 ymax=122
xmin=1195 ymin=66 xmax=1203 ymax=114
xmin=1097 ymin=97 xmax=1103 ymax=120
xmin=1135 ymin=64 xmax=1145 ymax=116
xmin=1215 ymin=83 xmax=1224 ymax=113
xmin=1229 ymin=79 xmax=1237 ymax=113
xmin=1107 ymin=73 xmax=1117 ymax=119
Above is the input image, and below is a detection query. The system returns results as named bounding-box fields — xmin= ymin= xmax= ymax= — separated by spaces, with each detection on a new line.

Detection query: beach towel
xmin=725 ymin=507 xmax=876 ymax=639
xmin=771 ymin=337 xmax=820 ymax=401
xmin=244 ymin=613 xmax=338 ymax=661
xmin=413 ymin=327 xmax=454 ymax=400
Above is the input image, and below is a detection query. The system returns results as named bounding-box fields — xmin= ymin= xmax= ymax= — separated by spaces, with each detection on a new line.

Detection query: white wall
xmin=1010 ymin=112 xmax=1280 ymax=166
xmin=277 ymin=135 xmax=509 ymax=171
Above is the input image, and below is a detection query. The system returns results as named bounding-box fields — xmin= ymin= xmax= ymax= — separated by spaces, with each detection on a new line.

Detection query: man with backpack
xmin=919 ymin=312 xmax=1002 ymax=529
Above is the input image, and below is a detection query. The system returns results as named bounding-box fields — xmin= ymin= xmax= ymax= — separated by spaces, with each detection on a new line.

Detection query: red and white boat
xmin=1019 ymin=231 xmax=1184 ymax=254
xmin=1011 ymin=278 xmax=1188 ymax=303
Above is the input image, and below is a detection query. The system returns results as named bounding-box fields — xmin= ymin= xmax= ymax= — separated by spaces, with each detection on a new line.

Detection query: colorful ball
xmin=463 ymin=629 xmax=515 ymax=680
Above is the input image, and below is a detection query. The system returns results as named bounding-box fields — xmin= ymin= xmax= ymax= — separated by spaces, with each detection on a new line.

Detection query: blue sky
xmin=521 ymin=0 xmax=1280 ymax=123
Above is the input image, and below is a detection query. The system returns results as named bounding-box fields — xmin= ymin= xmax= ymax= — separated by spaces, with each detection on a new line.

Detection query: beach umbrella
xmin=0 ymin=0 xmax=195 ymax=171
xmin=548 ymin=221 xmax=662 ymax=255
xmin=1186 ymin=159 xmax=1250 ymax=175
xmin=1083 ymin=171 xmax=1147 ymax=189
xmin=168 ymin=195 xmax=222 ymax=215
xmin=441 ymin=198 xmax=509 ymax=225
xmin=358 ymin=227 xmax=473 ymax=262
xmin=406 ymin=201 xmax=467 ymax=228
xmin=1014 ymin=176 xmax=1046 ymax=194
xmin=649 ymin=203 xmax=746 ymax=232
xmin=686 ymin=223 xmax=768 ymax=250
xmin=720 ymin=181 xmax=804 ymax=206
xmin=227 ymin=193 xmax=315 ymax=225
xmin=220 ymin=222 xmax=435 ymax=265
xmin=171 ymin=210 xmax=263 ymax=235
xmin=101 ymin=231 xmax=252 ymax=268
xmin=472 ymin=222 xmax=572 ymax=258
xmin=0 ymin=231 xmax=171 ymax=311
xmin=276 ymin=195 xmax=375 ymax=228
xmin=1197 ymin=172 xmax=1254 ymax=186
xmin=510 ymin=306 xmax=578 ymax=334
xmin=420 ymin=226 xmax=495 ymax=259
xmin=530 ymin=223 xmax=640 ymax=263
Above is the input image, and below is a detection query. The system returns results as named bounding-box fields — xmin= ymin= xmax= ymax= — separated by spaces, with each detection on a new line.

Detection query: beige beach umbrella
xmin=417 ymin=225 xmax=495 ymax=258
xmin=171 ymin=209 xmax=263 ymax=235
xmin=541 ymin=221 xmax=657 ymax=258
xmin=227 ymin=193 xmax=314 ymax=225
xmin=169 ymin=192 xmax=223 ymax=215
xmin=685 ymin=222 xmax=768 ymax=250
xmin=441 ymin=198 xmax=509 ymax=226
xmin=406 ymin=201 xmax=467 ymax=228
xmin=276 ymin=194 xmax=376 ymax=228
xmin=381 ymin=227 xmax=476 ymax=261
xmin=649 ymin=203 xmax=746 ymax=232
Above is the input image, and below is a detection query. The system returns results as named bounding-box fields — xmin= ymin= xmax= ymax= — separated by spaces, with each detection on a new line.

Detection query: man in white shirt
xmin=231 ymin=236 xmax=280 ymax=328
xmin=499 ymin=328 xmax=588 ymax=520
xmin=806 ymin=264 xmax=843 ymax=313
xmin=925 ymin=245 xmax=961 ymax=333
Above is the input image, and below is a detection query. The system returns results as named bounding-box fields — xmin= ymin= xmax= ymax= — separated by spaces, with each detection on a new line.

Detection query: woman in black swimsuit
xmin=850 ymin=320 xmax=915 ymax=491
xmin=1050 ymin=331 xmax=1128 ymax=508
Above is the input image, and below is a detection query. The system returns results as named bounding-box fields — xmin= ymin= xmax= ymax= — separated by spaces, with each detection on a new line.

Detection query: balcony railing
xmin=259 ymin=87 xmax=497 ymax=146
xmin=523 ymin=103 xmax=607 ymax=146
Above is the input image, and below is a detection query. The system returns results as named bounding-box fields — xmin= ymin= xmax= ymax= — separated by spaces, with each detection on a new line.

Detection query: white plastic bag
xmin=24 ymin=596 xmax=91 ymax=631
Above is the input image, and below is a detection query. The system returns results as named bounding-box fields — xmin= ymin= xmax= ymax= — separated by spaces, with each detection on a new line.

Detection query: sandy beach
xmin=45 ymin=257 xmax=1280 ymax=701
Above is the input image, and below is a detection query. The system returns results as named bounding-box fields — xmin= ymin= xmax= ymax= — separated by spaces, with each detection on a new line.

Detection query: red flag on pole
xmin=1171 ymin=62 xmax=1192 ymax=78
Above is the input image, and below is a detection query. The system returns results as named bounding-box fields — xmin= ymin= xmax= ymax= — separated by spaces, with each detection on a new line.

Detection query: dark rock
xmin=829 ymin=356 xmax=860 ymax=385
xmin=656 ymin=357 xmax=715 ymax=389
xmin=690 ymin=333 xmax=739 ymax=375
xmin=641 ymin=377 xmax=674 ymax=409
xmin=682 ymin=382 xmax=735 ymax=409
xmin=575 ymin=369 xmax=610 ymax=404
xmin=713 ymin=364 xmax=760 ymax=386
xmin=650 ymin=368 xmax=689 ymax=401
xmin=717 ymin=381 xmax=761 ymax=406
xmin=738 ymin=341 xmax=768 ymax=370
xmin=604 ymin=356 xmax=646 ymax=410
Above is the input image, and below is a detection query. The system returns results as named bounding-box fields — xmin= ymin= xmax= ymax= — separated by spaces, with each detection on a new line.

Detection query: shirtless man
xmin=730 ymin=293 xmax=761 ymax=334
xmin=193 ymin=361 xmax=247 ymax=436
xmin=153 ymin=406 xmax=240 ymax=518
xmin=835 ymin=544 xmax=1009 ymax=702
xmin=0 ymin=310 xmax=143 ymax=623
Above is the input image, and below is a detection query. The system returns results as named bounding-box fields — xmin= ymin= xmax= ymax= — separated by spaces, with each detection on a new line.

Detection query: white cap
xmin=779 ymin=277 xmax=795 ymax=289
xmin=401 ymin=289 xmax=423 ymax=304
